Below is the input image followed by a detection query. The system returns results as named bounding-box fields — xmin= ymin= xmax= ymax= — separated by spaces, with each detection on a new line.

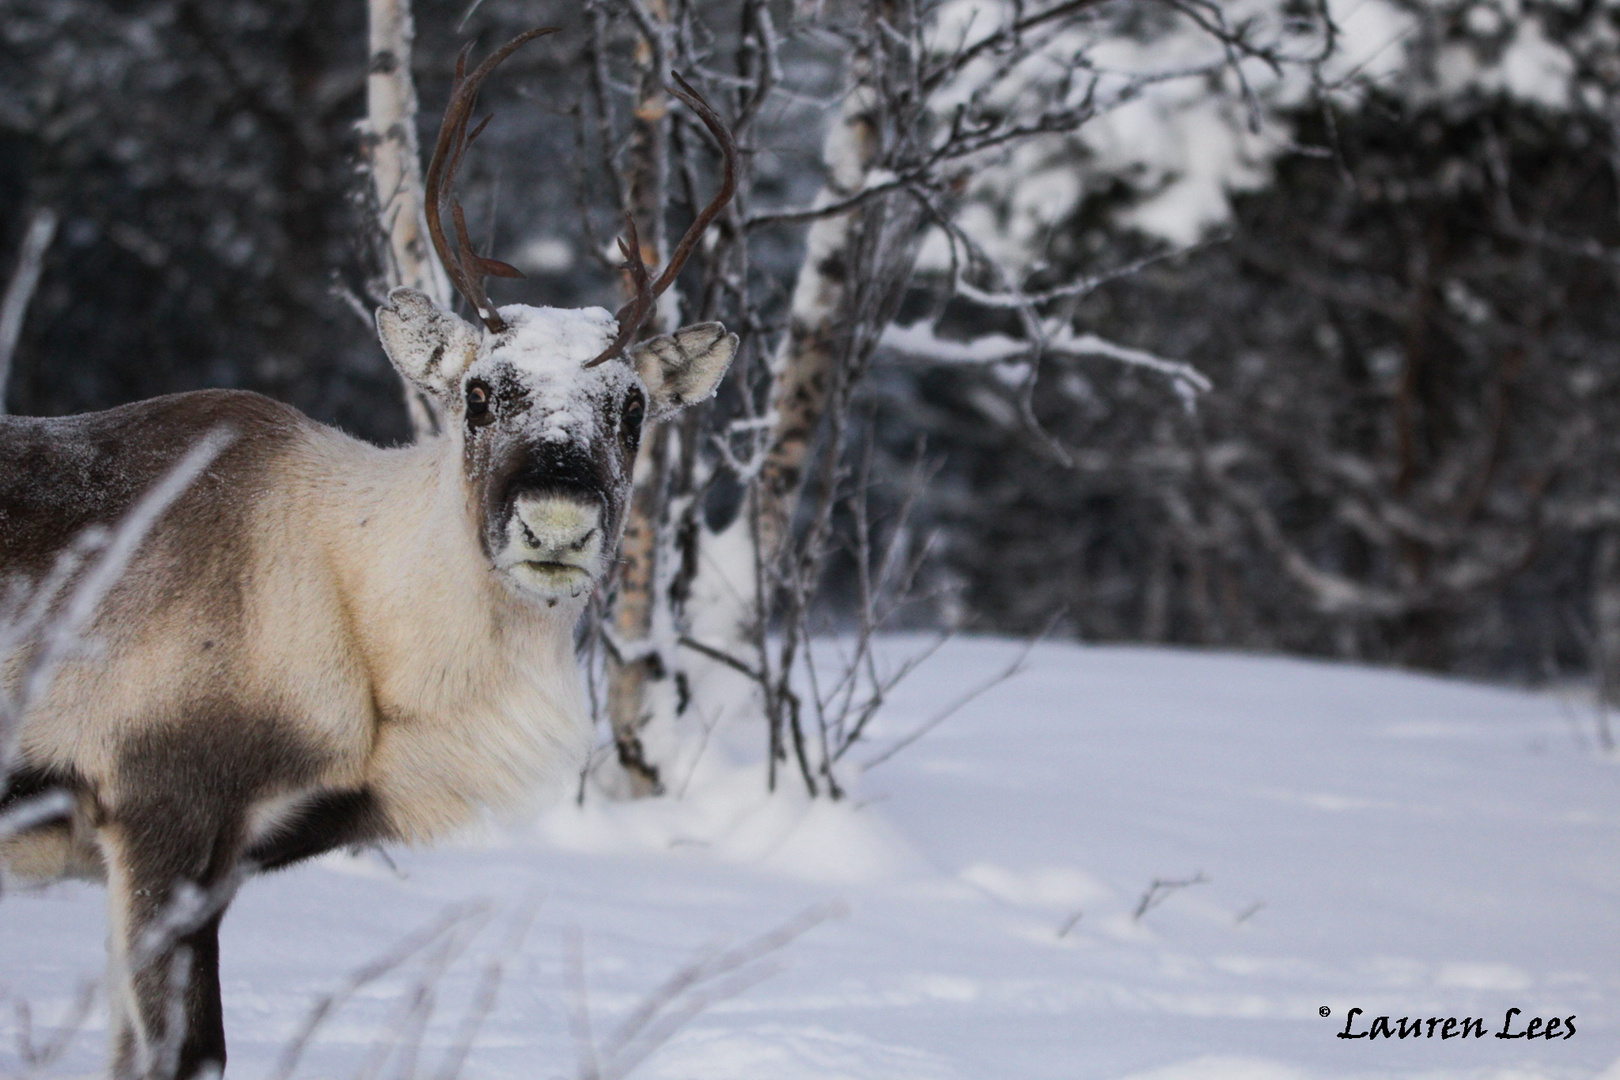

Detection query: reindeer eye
xmin=622 ymin=394 xmax=645 ymax=433
xmin=466 ymin=382 xmax=494 ymax=427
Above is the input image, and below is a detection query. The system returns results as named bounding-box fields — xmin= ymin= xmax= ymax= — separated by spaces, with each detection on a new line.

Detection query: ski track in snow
xmin=2 ymin=641 xmax=1617 ymax=1079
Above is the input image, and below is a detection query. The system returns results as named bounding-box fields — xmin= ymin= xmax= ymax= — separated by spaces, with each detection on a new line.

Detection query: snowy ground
xmin=3 ymin=640 xmax=1619 ymax=1080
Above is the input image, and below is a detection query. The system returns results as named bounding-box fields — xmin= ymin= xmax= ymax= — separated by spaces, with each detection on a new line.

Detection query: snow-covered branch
xmin=880 ymin=321 xmax=1211 ymax=401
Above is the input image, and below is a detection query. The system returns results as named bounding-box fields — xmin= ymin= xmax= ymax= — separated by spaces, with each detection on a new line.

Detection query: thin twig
xmin=0 ymin=206 xmax=57 ymax=413
xmin=429 ymin=896 xmax=544 ymax=1080
xmin=264 ymin=902 xmax=491 ymax=1080
xmin=1133 ymin=872 xmax=1210 ymax=921
xmin=863 ymin=612 xmax=1061 ymax=769
xmin=577 ymin=903 xmax=845 ymax=1080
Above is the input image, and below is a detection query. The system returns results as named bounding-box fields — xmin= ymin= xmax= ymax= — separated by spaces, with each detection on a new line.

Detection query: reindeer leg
xmin=102 ymin=805 xmax=241 ymax=1080
xmin=246 ymin=787 xmax=391 ymax=872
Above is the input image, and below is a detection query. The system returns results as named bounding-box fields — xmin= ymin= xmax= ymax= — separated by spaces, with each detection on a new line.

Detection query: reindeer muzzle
xmin=498 ymin=496 xmax=603 ymax=599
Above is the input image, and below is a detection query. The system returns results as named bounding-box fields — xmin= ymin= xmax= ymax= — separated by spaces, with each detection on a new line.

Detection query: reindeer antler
xmin=584 ymin=72 xmax=739 ymax=367
xmin=424 ymin=27 xmax=559 ymax=334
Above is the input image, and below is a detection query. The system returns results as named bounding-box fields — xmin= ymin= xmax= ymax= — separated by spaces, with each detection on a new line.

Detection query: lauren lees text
xmin=1336 ymin=1008 xmax=1575 ymax=1040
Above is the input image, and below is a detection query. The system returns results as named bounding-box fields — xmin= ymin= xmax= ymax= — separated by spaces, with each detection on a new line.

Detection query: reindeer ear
xmin=376 ymin=288 xmax=481 ymax=396
xmin=628 ymin=322 xmax=738 ymax=419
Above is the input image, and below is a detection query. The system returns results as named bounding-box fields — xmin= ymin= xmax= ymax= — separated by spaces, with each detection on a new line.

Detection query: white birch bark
xmin=363 ymin=0 xmax=449 ymax=438
xmin=604 ymin=1 xmax=675 ymax=797
xmin=687 ymin=75 xmax=881 ymax=657
xmin=753 ymin=84 xmax=878 ymax=568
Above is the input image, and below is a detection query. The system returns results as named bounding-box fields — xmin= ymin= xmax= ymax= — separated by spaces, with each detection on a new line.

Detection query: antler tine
xmin=423 ymin=27 xmax=558 ymax=334
xmin=583 ymin=218 xmax=656 ymax=368
xmin=584 ymin=72 xmax=738 ymax=367
xmin=651 ymin=72 xmax=738 ymax=297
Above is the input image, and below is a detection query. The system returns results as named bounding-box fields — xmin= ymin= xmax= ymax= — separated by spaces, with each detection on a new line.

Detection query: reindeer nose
xmin=511 ymin=497 xmax=602 ymax=567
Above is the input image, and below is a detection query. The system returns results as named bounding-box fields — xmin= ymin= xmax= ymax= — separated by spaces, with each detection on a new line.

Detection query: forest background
xmin=4 ymin=0 xmax=1620 ymax=791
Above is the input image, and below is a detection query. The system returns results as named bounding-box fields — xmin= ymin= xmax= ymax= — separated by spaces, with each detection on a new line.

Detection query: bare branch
xmin=264 ymin=902 xmax=492 ymax=1080
xmin=1133 ymin=871 xmax=1210 ymax=921
xmin=863 ymin=613 xmax=1058 ymax=770
xmin=0 ymin=206 xmax=57 ymax=415
xmin=574 ymin=903 xmax=845 ymax=1080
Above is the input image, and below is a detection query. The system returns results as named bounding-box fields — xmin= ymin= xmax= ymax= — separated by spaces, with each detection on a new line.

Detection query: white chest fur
xmin=305 ymin=434 xmax=594 ymax=842
xmin=365 ymin=623 xmax=590 ymax=842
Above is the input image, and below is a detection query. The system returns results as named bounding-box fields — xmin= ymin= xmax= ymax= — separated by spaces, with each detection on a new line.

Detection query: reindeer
xmin=0 ymin=30 xmax=737 ymax=1079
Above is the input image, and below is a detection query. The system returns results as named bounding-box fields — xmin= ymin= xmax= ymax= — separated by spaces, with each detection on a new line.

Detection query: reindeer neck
xmin=312 ymin=434 xmax=589 ymax=841
xmin=324 ymin=432 xmax=585 ymax=694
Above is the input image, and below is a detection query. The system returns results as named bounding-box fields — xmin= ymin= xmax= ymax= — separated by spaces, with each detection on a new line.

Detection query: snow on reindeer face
xmin=376 ymin=288 xmax=737 ymax=604
xmin=457 ymin=304 xmax=646 ymax=601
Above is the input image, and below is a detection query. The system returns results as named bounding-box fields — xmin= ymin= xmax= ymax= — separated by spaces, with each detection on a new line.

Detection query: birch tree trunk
xmin=363 ymin=0 xmax=448 ymax=439
xmin=753 ymin=10 xmax=927 ymax=574
xmin=752 ymin=84 xmax=880 ymax=566
xmin=604 ymin=0 xmax=674 ymax=796
xmin=691 ymin=6 xmax=926 ymax=678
